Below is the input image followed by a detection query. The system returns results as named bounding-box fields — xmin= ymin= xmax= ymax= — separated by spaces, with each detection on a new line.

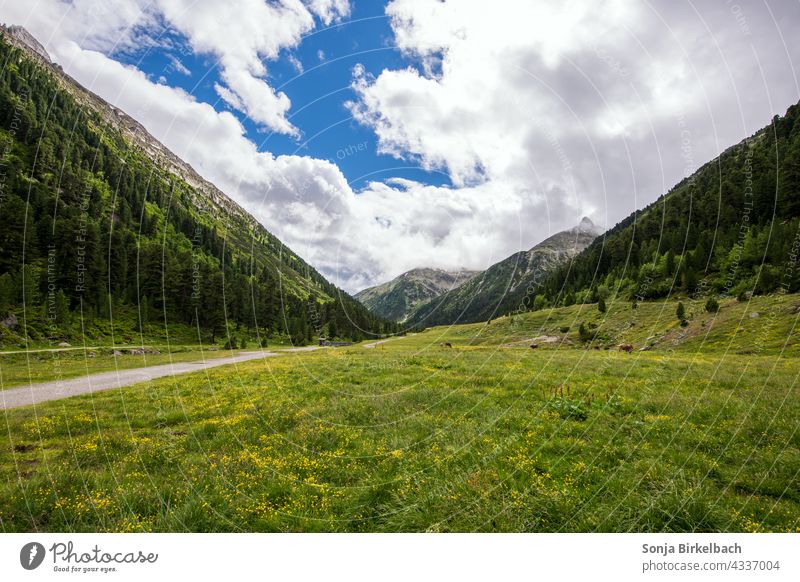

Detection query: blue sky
xmin=114 ymin=1 xmax=451 ymax=191
xmin=3 ymin=1 xmax=800 ymax=291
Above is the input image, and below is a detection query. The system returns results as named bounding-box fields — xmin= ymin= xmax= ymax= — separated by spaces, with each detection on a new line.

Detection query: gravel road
xmin=0 ymin=350 xmax=275 ymax=410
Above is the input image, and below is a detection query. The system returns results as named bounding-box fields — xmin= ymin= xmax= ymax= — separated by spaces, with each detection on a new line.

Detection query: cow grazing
xmin=530 ymin=344 xmax=538 ymax=349
xmin=618 ymin=344 xmax=634 ymax=353
xmin=442 ymin=342 xmax=452 ymax=348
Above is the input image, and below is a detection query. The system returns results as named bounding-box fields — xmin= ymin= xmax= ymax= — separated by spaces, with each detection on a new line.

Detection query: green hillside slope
xmin=355 ymin=268 xmax=478 ymax=321
xmin=407 ymin=219 xmax=601 ymax=327
xmin=0 ymin=30 xmax=394 ymax=347
xmin=532 ymin=105 xmax=800 ymax=309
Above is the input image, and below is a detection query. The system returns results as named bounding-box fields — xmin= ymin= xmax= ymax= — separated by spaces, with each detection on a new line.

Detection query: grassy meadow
xmin=0 ymin=294 xmax=798 ymax=532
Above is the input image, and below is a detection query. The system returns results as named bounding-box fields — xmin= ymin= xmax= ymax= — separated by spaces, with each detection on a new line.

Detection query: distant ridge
xmin=406 ymin=218 xmax=603 ymax=326
xmin=355 ymin=268 xmax=479 ymax=322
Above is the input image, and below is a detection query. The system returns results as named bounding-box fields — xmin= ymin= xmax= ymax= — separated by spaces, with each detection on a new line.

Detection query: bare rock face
xmin=6 ymin=25 xmax=50 ymax=61
xmin=1 ymin=25 xmax=269 ymax=250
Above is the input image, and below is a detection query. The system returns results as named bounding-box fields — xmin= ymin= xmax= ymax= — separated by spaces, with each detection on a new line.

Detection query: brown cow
xmin=618 ymin=344 xmax=634 ymax=353
xmin=530 ymin=344 xmax=538 ymax=349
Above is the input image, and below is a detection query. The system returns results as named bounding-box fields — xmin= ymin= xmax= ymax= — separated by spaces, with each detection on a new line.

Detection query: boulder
xmin=1 ymin=313 xmax=18 ymax=328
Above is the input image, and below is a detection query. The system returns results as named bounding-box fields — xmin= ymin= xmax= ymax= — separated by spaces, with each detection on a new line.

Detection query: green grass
xmin=1 ymin=305 xmax=798 ymax=532
xmin=427 ymin=292 xmax=800 ymax=355
xmin=0 ymin=303 xmax=294 ymax=351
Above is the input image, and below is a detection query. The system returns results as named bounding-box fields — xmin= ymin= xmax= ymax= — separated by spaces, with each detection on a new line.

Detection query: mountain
xmin=406 ymin=218 xmax=602 ymax=326
xmin=0 ymin=27 xmax=394 ymax=345
xmin=532 ymin=102 xmax=800 ymax=309
xmin=355 ymin=268 xmax=479 ymax=322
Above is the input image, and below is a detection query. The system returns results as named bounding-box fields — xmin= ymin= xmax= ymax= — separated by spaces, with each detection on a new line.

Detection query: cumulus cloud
xmin=349 ymin=0 xmax=800 ymax=272
xmin=1 ymin=0 xmax=799 ymax=294
xmin=2 ymin=0 xmax=350 ymax=135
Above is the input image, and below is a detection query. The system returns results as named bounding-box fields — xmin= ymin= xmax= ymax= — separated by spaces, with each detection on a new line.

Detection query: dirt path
xmin=0 ymin=350 xmax=276 ymax=410
xmin=363 ymin=339 xmax=392 ymax=349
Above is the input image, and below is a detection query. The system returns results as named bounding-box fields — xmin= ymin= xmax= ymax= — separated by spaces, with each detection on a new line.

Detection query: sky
xmin=1 ymin=0 xmax=799 ymax=292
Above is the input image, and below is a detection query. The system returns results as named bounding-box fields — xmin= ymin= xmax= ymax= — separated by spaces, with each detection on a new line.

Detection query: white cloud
xmin=2 ymin=0 xmax=799 ymax=294
xmin=0 ymin=0 xmax=349 ymax=135
xmin=345 ymin=0 xmax=800 ymax=288
xmin=287 ymin=54 xmax=304 ymax=74
xmin=167 ymin=54 xmax=191 ymax=76
xmin=151 ymin=0 xmax=349 ymax=135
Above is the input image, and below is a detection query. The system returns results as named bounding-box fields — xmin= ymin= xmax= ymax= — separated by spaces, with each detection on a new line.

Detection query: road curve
xmin=0 ymin=350 xmax=275 ymax=410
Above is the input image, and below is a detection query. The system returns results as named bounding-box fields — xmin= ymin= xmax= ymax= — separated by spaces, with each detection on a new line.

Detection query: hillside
xmin=0 ymin=28 xmax=394 ymax=347
xmin=422 ymin=291 xmax=800 ymax=355
xmin=530 ymin=103 xmax=800 ymax=309
xmin=355 ymin=268 xmax=478 ymax=321
xmin=406 ymin=218 xmax=602 ymax=327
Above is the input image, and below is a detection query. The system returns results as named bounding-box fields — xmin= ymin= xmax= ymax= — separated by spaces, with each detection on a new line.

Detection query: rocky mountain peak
xmin=4 ymin=25 xmax=50 ymax=62
xmin=577 ymin=216 xmax=602 ymax=235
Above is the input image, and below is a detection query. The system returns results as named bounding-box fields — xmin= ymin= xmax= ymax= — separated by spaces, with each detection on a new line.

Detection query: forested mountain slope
xmin=531 ymin=103 xmax=800 ymax=309
xmin=0 ymin=28 xmax=394 ymax=346
xmin=407 ymin=218 xmax=601 ymax=327
xmin=355 ymin=268 xmax=478 ymax=322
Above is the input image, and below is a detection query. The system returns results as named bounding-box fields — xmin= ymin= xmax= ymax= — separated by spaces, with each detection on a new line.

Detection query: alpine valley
xmin=1 ymin=13 xmax=800 ymax=538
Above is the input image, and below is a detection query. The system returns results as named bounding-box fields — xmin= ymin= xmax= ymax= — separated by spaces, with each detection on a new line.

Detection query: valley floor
xmin=0 ymin=294 xmax=798 ymax=532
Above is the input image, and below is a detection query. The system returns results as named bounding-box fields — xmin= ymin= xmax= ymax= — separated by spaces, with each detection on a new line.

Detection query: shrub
xmin=598 ymin=296 xmax=607 ymax=313
xmin=547 ymin=397 xmax=589 ymax=421
xmin=676 ymin=302 xmax=686 ymax=321
xmin=705 ymin=297 xmax=720 ymax=313
xmin=559 ymin=326 xmax=570 ymax=333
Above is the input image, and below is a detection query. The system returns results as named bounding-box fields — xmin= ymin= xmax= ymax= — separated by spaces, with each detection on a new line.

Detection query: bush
xmin=223 ymin=336 xmax=238 ymax=350
xmin=705 ymin=297 xmax=720 ymax=313
xmin=547 ymin=397 xmax=589 ymax=421
xmin=598 ymin=296 xmax=607 ymax=313
xmin=559 ymin=326 xmax=570 ymax=333
xmin=676 ymin=302 xmax=686 ymax=321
